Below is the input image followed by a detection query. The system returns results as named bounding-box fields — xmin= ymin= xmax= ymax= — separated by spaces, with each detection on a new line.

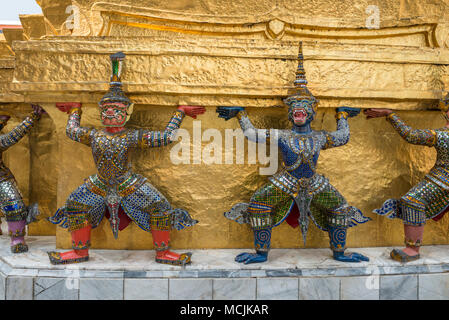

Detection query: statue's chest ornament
xmin=283 ymin=133 xmax=320 ymax=172
xmin=93 ymin=132 xmax=130 ymax=171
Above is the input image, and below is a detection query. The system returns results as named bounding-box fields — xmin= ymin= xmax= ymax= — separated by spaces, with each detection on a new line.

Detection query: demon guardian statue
xmin=0 ymin=105 xmax=44 ymax=253
xmin=48 ymin=52 xmax=205 ymax=265
xmin=365 ymin=93 xmax=449 ymax=262
xmin=217 ymin=42 xmax=371 ymax=264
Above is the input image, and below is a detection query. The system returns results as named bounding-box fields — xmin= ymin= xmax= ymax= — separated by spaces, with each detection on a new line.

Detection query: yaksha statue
xmin=365 ymin=93 xmax=449 ymax=263
xmin=216 ymin=42 xmax=371 ymax=264
xmin=0 ymin=105 xmax=44 ymax=253
xmin=48 ymin=52 xmax=205 ymax=265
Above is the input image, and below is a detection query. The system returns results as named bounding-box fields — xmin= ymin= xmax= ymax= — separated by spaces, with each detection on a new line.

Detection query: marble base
xmin=1 ymin=235 xmax=449 ymax=300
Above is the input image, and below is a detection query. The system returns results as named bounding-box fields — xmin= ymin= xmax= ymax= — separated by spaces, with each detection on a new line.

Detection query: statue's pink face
xmin=100 ymin=102 xmax=128 ymax=127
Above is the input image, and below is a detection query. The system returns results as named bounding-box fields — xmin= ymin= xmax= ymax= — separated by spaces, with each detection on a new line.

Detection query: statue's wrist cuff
xmin=30 ymin=112 xmax=41 ymax=121
xmin=236 ymin=110 xmax=247 ymax=120
xmin=335 ymin=111 xmax=349 ymax=120
xmin=69 ymin=107 xmax=82 ymax=115
xmin=386 ymin=112 xmax=396 ymax=120
xmin=175 ymin=109 xmax=186 ymax=118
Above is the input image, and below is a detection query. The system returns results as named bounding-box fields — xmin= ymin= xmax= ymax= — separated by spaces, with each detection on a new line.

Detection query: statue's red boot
xmin=152 ymin=230 xmax=192 ymax=266
xmin=48 ymin=225 xmax=91 ymax=265
xmin=390 ymin=225 xmax=423 ymax=263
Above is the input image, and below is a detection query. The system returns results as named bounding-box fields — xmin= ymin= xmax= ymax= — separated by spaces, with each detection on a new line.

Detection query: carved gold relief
xmin=1 ymin=0 xmax=448 ymax=250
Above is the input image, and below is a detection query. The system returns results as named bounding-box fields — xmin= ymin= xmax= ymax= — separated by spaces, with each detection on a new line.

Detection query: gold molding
xmin=97 ymin=10 xmax=440 ymax=47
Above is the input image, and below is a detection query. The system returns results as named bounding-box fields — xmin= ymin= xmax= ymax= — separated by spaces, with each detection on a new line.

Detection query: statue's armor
xmin=0 ymin=115 xmax=37 ymax=222
xmin=375 ymin=113 xmax=449 ymax=225
xmin=225 ymin=111 xmax=370 ymax=248
xmin=49 ymin=108 xmax=197 ymax=236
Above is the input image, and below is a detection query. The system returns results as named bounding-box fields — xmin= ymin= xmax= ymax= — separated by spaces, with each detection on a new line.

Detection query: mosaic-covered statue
xmin=216 ymin=42 xmax=371 ymax=264
xmin=365 ymin=93 xmax=449 ymax=263
xmin=48 ymin=52 xmax=205 ymax=265
xmin=0 ymin=105 xmax=44 ymax=253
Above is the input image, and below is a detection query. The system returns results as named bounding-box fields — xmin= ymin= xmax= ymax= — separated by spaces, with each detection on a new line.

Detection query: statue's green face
xmin=100 ymin=102 xmax=128 ymax=127
xmin=287 ymin=99 xmax=316 ymax=126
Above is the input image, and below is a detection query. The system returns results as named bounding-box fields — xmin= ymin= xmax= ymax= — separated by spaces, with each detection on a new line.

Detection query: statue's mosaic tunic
xmin=49 ymin=108 xmax=197 ymax=237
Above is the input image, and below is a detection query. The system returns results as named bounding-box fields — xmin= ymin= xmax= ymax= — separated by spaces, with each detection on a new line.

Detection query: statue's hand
xmin=216 ymin=106 xmax=245 ymax=121
xmin=235 ymin=252 xmax=268 ymax=264
xmin=177 ymin=105 xmax=206 ymax=119
xmin=333 ymin=251 xmax=369 ymax=263
xmin=31 ymin=104 xmax=46 ymax=117
xmin=56 ymin=102 xmax=82 ymax=114
xmin=363 ymin=108 xmax=393 ymax=119
xmin=0 ymin=115 xmax=10 ymax=122
xmin=337 ymin=107 xmax=360 ymax=118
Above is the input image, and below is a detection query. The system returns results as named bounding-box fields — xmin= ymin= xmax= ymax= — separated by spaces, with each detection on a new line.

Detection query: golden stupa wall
xmin=0 ymin=0 xmax=449 ymax=250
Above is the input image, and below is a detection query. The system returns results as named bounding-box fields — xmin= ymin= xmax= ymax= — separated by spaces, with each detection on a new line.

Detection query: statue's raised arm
xmin=0 ymin=105 xmax=43 ymax=151
xmin=56 ymin=102 xmax=93 ymax=146
xmin=321 ymin=107 xmax=360 ymax=150
xmin=138 ymin=105 xmax=205 ymax=148
xmin=365 ymin=108 xmax=437 ymax=147
xmin=216 ymin=106 xmax=273 ymax=143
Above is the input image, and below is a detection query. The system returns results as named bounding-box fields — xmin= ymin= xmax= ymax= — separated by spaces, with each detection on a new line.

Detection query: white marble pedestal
xmin=0 ymin=235 xmax=448 ymax=300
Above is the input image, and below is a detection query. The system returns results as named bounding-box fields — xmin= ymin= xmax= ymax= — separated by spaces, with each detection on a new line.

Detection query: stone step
xmin=0 ymin=235 xmax=448 ymax=300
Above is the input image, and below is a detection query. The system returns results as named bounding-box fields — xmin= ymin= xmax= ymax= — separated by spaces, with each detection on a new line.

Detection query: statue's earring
xmin=125 ymin=103 xmax=134 ymax=123
xmin=443 ymin=112 xmax=449 ymax=122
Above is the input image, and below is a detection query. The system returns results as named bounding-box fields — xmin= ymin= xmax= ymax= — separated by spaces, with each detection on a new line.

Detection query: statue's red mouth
xmin=293 ymin=109 xmax=307 ymax=123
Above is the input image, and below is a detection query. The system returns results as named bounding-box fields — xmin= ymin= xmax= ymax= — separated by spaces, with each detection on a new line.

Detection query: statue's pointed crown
xmin=99 ymin=51 xmax=132 ymax=107
xmin=283 ymin=42 xmax=319 ymax=109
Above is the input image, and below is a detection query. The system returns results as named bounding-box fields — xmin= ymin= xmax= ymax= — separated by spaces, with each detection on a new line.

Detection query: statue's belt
xmin=269 ymin=170 xmax=328 ymax=198
xmin=85 ymin=173 xmax=147 ymax=198
xmin=425 ymin=166 xmax=449 ymax=190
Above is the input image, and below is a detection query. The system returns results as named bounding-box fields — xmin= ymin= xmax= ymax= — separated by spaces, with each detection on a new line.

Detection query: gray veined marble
xmin=34 ymin=277 xmax=79 ymax=300
xmin=380 ymin=275 xmax=418 ymax=300
xmin=419 ymin=273 xmax=449 ymax=300
xmin=124 ymin=278 xmax=168 ymax=300
xmin=0 ymin=272 xmax=5 ymax=300
xmin=79 ymin=278 xmax=124 ymax=300
xmin=169 ymin=279 xmax=213 ymax=300
xmin=2 ymin=236 xmax=449 ymax=279
xmin=341 ymin=276 xmax=380 ymax=300
xmin=6 ymin=276 xmax=33 ymax=300
xmin=257 ymin=278 xmax=299 ymax=300
xmin=213 ymin=278 xmax=256 ymax=300
xmin=299 ymin=277 xmax=340 ymax=300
